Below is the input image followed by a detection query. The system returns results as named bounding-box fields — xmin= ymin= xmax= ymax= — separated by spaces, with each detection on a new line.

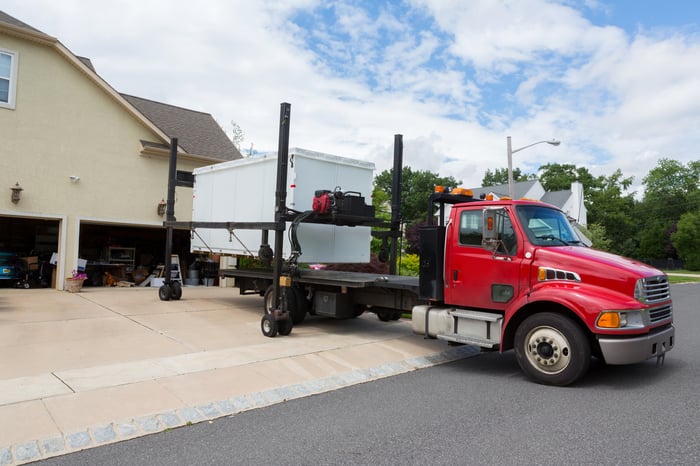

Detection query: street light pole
xmin=507 ymin=136 xmax=560 ymax=198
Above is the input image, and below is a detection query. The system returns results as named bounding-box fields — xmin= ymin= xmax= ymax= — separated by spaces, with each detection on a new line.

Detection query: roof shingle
xmin=122 ymin=94 xmax=242 ymax=162
xmin=0 ymin=10 xmax=47 ymax=35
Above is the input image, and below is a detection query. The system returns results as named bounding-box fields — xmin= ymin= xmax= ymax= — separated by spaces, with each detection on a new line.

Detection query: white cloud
xmin=4 ymin=0 xmax=700 ymax=195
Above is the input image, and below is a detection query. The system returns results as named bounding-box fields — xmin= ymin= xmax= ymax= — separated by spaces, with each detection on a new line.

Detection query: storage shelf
xmin=108 ymin=247 xmax=135 ymax=272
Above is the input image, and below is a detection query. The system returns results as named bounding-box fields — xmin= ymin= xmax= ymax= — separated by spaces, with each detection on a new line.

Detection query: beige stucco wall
xmin=0 ymin=32 xmax=200 ymax=288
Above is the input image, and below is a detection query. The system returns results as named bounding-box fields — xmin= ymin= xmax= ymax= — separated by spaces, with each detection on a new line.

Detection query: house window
xmin=0 ymin=49 xmax=18 ymax=109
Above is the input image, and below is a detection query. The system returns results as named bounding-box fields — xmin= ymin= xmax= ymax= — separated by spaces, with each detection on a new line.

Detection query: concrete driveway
xmin=0 ymin=286 xmax=475 ymax=465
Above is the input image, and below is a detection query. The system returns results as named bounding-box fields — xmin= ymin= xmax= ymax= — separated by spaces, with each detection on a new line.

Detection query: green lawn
xmin=664 ymin=271 xmax=700 ymax=284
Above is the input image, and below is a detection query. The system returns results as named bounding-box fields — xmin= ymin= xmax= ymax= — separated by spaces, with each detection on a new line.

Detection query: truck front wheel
xmin=514 ymin=313 xmax=590 ymax=386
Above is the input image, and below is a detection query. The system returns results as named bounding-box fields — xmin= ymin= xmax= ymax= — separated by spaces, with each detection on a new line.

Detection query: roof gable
xmin=541 ymin=190 xmax=571 ymax=208
xmin=122 ymin=95 xmax=241 ymax=161
xmin=0 ymin=10 xmax=47 ymax=35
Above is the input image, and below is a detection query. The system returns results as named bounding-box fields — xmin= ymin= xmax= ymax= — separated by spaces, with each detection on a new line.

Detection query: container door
xmin=444 ymin=207 xmax=522 ymax=310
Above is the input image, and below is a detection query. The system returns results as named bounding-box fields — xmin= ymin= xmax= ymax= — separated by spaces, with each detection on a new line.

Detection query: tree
xmin=586 ymin=169 xmax=636 ymax=255
xmin=643 ymin=158 xmax=700 ymax=200
xmin=672 ymin=209 xmax=700 ymax=270
xmin=373 ymin=167 xmax=460 ymax=225
xmin=582 ymin=223 xmax=612 ymax=251
xmin=481 ymin=167 xmax=532 ymax=186
xmin=537 ymin=163 xmax=601 ymax=193
xmin=637 ymin=158 xmax=700 ymax=260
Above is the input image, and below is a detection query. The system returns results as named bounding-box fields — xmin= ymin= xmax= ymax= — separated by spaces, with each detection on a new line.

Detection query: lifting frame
xmin=158 ymin=103 xmax=405 ymax=332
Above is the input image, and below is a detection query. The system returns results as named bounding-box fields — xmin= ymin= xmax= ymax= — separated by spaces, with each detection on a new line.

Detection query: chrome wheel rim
xmin=524 ymin=326 xmax=571 ymax=375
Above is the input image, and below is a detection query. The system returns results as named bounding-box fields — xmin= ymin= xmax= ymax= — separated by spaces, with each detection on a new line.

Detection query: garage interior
xmin=78 ymin=223 xmax=200 ymax=287
xmin=0 ymin=217 xmax=58 ymax=288
xmin=0 ymin=217 xmax=211 ymax=288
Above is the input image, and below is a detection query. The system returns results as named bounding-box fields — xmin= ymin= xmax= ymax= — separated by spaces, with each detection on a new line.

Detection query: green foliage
xmin=635 ymin=158 xmax=700 ymax=260
xmin=582 ymin=223 xmax=612 ymax=251
xmin=672 ymin=209 xmax=700 ymax=270
xmin=237 ymin=255 xmax=266 ymax=269
xmin=373 ymin=167 xmax=460 ymax=225
xmin=398 ymin=253 xmax=420 ymax=276
xmin=537 ymin=163 xmax=602 ymax=193
xmin=643 ymin=158 xmax=700 ymax=200
xmin=667 ymin=274 xmax=700 ymax=284
xmin=371 ymin=186 xmax=391 ymax=221
xmin=482 ymin=167 xmax=533 ymax=186
xmin=637 ymin=221 xmax=670 ymax=259
xmin=586 ymin=169 xmax=636 ymax=255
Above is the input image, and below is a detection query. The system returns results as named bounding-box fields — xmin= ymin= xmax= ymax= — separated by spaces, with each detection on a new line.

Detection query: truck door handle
xmin=453 ymin=270 xmax=458 ymax=281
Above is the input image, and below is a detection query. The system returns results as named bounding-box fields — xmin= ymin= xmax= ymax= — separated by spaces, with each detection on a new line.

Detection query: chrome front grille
xmin=642 ymin=275 xmax=671 ymax=303
xmin=649 ymin=304 xmax=673 ymax=323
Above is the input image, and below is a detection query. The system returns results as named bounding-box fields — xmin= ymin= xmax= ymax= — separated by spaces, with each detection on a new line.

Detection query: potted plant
xmin=65 ymin=269 xmax=88 ymax=293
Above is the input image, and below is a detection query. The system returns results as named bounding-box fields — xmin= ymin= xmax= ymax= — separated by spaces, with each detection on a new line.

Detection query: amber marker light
xmin=597 ymin=312 xmax=621 ymax=328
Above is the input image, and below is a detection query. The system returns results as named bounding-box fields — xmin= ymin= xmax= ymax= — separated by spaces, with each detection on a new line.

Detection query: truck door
xmin=444 ymin=206 xmax=521 ymax=310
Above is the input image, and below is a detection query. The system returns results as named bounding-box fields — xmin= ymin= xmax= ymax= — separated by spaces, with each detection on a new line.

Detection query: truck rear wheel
xmin=514 ymin=312 xmax=590 ymax=386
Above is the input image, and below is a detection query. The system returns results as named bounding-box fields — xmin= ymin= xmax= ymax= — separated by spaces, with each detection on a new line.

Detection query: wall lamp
xmin=10 ymin=182 xmax=23 ymax=204
xmin=157 ymin=198 xmax=167 ymax=216
xmin=69 ymin=175 xmax=81 ymax=183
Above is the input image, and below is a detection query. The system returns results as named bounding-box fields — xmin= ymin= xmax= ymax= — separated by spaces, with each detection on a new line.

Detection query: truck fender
xmin=501 ymin=282 xmax=639 ymax=351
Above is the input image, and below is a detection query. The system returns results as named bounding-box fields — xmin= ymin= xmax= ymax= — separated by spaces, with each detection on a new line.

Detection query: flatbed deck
xmin=221 ymin=268 xmax=419 ymax=292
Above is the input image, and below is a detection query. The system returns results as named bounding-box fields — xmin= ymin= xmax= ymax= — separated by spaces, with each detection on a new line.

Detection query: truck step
xmin=437 ymin=333 xmax=499 ymax=349
xmin=450 ymin=309 xmax=502 ymax=322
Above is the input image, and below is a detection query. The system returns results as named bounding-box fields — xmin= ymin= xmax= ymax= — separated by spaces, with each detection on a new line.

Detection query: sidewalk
xmin=0 ymin=286 xmax=477 ymax=465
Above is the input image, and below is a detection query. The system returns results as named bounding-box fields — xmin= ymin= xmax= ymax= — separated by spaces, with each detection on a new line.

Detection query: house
xmin=470 ymin=180 xmax=587 ymax=226
xmin=0 ymin=11 xmax=242 ymax=289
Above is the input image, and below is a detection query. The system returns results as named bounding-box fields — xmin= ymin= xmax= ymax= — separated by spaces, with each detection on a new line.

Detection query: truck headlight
xmin=634 ymin=279 xmax=645 ymax=302
xmin=596 ymin=311 xmax=644 ymax=329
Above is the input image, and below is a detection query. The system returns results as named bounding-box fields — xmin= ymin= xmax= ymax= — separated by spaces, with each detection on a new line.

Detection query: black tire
xmin=264 ymin=285 xmax=306 ymax=325
xmin=377 ymin=308 xmax=393 ymax=322
xmin=261 ymin=314 xmax=278 ymax=337
xmin=353 ymin=305 xmax=366 ymax=318
xmin=514 ymin=312 xmax=591 ymax=386
xmin=278 ymin=317 xmax=293 ymax=336
xmin=171 ymin=281 xmax=183 ymax=300
xmin=263 ymin=285 xmax=275 ymax=314
xmin=158 ymin=284 xmax=171 ymax=301
xmin=289 ymin=287 xmax=308 ymax=325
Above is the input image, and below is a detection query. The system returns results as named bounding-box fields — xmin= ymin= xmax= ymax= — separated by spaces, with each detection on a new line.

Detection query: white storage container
xmin=190 ymin=148 xmax=375 ymax=263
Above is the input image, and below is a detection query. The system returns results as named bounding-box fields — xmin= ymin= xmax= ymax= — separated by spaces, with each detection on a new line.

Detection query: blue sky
xmin=4 ymin=1 xmax=700 ymax=194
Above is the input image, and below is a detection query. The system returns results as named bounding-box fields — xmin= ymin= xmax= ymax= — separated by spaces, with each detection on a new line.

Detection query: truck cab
xmin=414 ymin=194 xmax=675 ymax=386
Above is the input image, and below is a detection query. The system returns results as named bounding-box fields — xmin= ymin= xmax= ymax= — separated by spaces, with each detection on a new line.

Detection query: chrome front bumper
xmin=598 ymin=325 xmax=675 ymax=365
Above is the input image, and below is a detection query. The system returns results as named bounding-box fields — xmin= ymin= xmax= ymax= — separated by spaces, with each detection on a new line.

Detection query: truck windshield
xmin=515 ymin=205 xmax=581 ymax=247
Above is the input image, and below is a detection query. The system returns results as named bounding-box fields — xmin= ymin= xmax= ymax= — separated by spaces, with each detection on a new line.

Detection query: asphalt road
xmin=38 ymin=283 xmax=700 ymax=466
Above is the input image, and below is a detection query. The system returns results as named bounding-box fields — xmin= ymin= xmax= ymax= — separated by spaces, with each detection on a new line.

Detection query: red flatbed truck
xmin=413 ymin=193 xmax=674 ymax=385
xmin=161 ymin=102 xmax=674 ymax=386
